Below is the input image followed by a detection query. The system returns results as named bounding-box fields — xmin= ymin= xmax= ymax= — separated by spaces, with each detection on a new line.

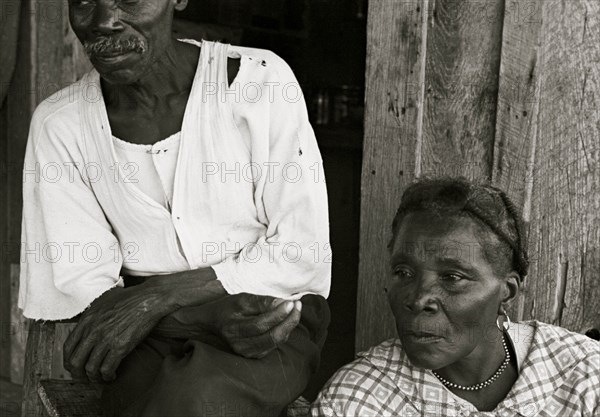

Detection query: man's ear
xmin=499 ymin=271 xmax=520 ymax=314
xmin=173 ymin=0 xmax=188 ymax=12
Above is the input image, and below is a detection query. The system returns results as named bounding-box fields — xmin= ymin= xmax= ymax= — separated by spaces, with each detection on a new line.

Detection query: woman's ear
xmin=173 ymin=0 xmax=188 ymax=12
xmin=499 ymin=271 xmax=520 ymax=314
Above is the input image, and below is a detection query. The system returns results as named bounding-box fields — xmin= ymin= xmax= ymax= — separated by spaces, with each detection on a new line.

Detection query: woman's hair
xmin=389 ymin=177 xmax=529 ymax=281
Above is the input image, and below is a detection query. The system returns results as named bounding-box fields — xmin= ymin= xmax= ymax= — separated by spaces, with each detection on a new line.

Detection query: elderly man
xmin=19 ymin=0 xmax=331 ymax=415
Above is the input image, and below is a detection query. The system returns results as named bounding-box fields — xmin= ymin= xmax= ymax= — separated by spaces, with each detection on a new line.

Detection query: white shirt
xmin=19 ymin=40 xmax=331 ymax=320
xmin=112 ymin=133 xmax=181 ymax=211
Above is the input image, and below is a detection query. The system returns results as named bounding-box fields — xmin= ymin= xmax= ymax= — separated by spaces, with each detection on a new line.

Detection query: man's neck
xmin=102 ymin=39 xmax=199 ymax=111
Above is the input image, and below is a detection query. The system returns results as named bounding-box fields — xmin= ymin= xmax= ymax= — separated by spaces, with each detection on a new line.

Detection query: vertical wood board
xmin=4 ymin=0 xmax=91 ymax=382
xmin=419 ymin=0 xmax=504 ymax=181
xmin=357 ymin=0 xmax=428 ymax=351
xmin=491 ymin=0 xmax=544 ymax=321
xmin=526 ymin=0 xmax=600 ymax=332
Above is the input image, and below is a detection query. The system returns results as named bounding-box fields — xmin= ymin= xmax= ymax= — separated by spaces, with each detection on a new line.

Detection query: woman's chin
xmin=401 ymin=339 xmax=452 ymax=370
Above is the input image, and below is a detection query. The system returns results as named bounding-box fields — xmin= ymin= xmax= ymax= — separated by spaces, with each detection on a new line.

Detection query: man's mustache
xmin=83 ymin=36 xmax=147 ymax=56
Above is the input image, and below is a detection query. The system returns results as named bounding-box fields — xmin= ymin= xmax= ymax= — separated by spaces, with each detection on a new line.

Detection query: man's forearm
xmin=137 ymin=267 xmax=228 ymax=312
xmin=151 ymin=305 xmax=216 ymax=339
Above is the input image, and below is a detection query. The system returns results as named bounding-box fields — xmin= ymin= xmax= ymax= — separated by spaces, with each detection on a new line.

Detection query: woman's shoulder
xmin=515 ymin=321 xmax=599 ymax=415
xmin=313 ymin=339 xmax=407 ymax=411
xmin=322 ymin=339 xmax=403 ymax=387
xmin=520 ymin=320 xmax=599 ymax=380
xmin=526 ymin=320 xmax=599 ymax=355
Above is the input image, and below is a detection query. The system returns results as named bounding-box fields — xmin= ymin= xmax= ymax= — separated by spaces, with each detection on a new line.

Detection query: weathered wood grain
xmin=491 ymin=0 xmax=543 ymax=321
xmin=4 ymin=0 xmax=90 ymax=382
xmin=492 ymin=0 xmax=543 ymax=205
xmin=1 ymin=98 xmax=10 ymax=381
xmin=10 ymin=264 xmax=27 ymax=385
xmin=38 ymin=380 xmax=103 ymax=417
xmin=0 ymin=0 xmax=21 ymax=104
xmin=2 ymin=0 xmax=37 ymax=381
xmin=526 ymin=0 xmax=600 ymax=332
xmin=419 ymin=0 xmax=504 ymax=181
xmin=21 ymin=321 xmax=56 ymax=417
xmin=357 ymin=0 xmax=428 ymax=351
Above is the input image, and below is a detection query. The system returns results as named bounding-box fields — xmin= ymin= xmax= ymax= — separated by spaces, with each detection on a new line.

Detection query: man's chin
xmin=97 ymin=68 xmax=144 ymax=86
xmin=91 ymin=54 xmax=145 ymax=84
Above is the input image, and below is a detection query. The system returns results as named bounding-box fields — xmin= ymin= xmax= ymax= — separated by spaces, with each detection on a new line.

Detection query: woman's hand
xmin=154 ymin=293 xmax=302 ymax=359
xmin=63 ymin=285 xmax=171 ymax=383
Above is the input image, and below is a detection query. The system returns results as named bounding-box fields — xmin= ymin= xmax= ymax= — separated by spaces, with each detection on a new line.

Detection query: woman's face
xmin=387 ymin=211 xmax=514 ymax=370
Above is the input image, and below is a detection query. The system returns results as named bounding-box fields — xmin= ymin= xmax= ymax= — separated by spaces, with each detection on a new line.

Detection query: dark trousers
xmin=101 ymin=294 xmax=330 ymax=417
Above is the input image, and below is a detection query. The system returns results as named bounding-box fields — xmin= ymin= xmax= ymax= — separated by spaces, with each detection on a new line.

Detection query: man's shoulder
xmin=31 ymin=74 xmax=91 ymax=129
xmin=228 ymin=44 xmax=286 ymax=67
xmin=227 ymin=43 xmax=296 ymax=82
xmin=28 ymin=72 xmax=96 ymax=151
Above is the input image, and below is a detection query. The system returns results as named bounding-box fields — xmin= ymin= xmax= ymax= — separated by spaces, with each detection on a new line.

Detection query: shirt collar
xmin=392 ymin=321 xmax=587 ymax=417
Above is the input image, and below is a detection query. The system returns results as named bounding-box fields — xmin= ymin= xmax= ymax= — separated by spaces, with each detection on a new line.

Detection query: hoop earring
xmin=496 ymin=311 xmax=512 ymax=332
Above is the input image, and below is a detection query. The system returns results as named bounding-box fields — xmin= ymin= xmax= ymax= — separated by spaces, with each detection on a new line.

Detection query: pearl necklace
xmin=431 ymin=334 xmax=510 ymax=391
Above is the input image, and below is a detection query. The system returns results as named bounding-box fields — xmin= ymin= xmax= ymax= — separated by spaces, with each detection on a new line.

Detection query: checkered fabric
xmin=311 ymin=321 xmax=599 ymax=416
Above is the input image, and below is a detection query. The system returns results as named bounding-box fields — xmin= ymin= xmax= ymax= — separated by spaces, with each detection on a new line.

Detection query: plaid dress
xmin=311 ymin=321 xmax=599 ymax=416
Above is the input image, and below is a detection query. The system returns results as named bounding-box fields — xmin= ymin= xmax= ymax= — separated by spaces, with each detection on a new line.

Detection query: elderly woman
xmin=19 ymin=0 xmax=330 ymax=415
xmin=312 ymin=178 xmax=599 ymax=416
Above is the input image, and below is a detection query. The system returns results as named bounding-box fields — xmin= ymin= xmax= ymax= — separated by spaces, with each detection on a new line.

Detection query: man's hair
xmin=389 ymin=177 xmax=529 ymax=281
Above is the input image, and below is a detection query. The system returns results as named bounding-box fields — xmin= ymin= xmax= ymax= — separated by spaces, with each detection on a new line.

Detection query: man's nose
xmin=92 ymin=3 xmax=124 ymax=35
xmin=404 ymin=273 xmax=438 ymax=314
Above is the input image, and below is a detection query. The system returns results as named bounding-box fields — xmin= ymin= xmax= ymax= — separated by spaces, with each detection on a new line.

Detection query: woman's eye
xmin=442 ymin=273 xmax=465 ymax=282
xmin=393 ymin=268 xmax=414 ymax=279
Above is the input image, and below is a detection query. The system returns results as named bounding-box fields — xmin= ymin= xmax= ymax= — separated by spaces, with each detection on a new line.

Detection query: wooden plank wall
xmin=358 ymin=0 xmax=600 ymax=350
xmin=491 ymin=0 xmax=543 ymax=322
xmin=526 ymin=0 xmax=599 ymax=332
xmin=1 ymin=0 xmax=91 ymax=381
xmin=357 ymin=0 xmax=428 ymax=352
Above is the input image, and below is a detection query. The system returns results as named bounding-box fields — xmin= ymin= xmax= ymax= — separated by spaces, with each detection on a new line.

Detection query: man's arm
xmin=152 ymin=293 xmax=302 ymax=359
xmin=63 ymin=267 xmax=225 ymax=381
xmin=64 ymin=268 xmax=302 ymax=382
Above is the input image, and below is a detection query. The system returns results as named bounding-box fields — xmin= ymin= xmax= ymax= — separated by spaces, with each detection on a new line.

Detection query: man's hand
xmin=63 ymin=286 xmax=170 ymax=383
xmin=154 ymin=294 xmax=302 ymax=359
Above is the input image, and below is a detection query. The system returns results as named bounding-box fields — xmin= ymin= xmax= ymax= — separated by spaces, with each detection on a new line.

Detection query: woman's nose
xmin=92 ymin=2 xmax=124 ymax=35
xmin=403 ymin=274 xmax=438 ymax=314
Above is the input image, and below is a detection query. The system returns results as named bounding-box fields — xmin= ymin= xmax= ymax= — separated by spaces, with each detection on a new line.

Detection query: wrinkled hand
xmin=214 ymin=294 xmax=302 ymax=358
xmin=157 ymin=293 xmax=302 ymax=359
xmin=63 ymin=286 xmax=170 ymax=382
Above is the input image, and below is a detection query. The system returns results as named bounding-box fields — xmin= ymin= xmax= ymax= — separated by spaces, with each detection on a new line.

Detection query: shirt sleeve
xmin=211 ymin=52 xmax=331 ymax=299
xmin=19 ymin=105 xmax=123 ymax=320
xmin=311 ymin=395 xmax=342 ymax=417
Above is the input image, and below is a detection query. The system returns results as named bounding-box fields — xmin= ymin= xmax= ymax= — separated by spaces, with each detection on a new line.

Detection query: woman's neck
xmin=437 ymin=330 xmax=506 ymax=386
xmin=434 ymin=331 xmax=519 ymax=411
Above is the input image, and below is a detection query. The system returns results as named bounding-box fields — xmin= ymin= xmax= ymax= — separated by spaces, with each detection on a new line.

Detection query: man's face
xmin=386 ymin=212 xmax=507 ymax=370
xmin=68 ymin=0 xmax=176 ymax=84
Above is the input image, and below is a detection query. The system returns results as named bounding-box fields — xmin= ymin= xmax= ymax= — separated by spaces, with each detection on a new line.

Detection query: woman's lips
xmin=405 ymin=334 xmax=444 ymax=343
xmin=403 ymin=330 xmax=445 ymax=343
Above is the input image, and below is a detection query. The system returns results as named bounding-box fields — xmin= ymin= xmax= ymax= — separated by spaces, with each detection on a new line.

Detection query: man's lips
xmin=95 ymin=50 xmax=129 ymax=58
xmin=92 ymin=51 xmax=136 ymax=65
